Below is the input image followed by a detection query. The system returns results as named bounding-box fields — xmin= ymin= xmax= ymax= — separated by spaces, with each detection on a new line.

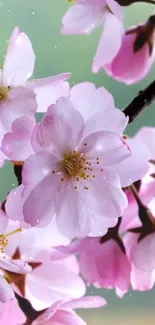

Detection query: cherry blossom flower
xmin=104 ymin=15 xmax=155 ymax=84
xmin=0 ymin=217 xmax=85 ymax=310
xmin=61 ymin=0 xmax=124 ymax=73
xmin=0 ymin=299 xmax=26 ymax=325
xmin=21 ymin=96 xmax=131 ymax=238
xmin=56 ymin=236 xmax=130 ymax=298
xmin=32 ymin=296 xmax=106 ymax=325
xmin=2 ymin=26 xmax=71 ymax=114
xmin=0 ymin=212 xmax=32 ymax=303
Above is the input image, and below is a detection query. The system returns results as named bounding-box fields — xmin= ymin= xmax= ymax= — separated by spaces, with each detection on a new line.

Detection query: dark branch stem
xmin=123 ymin=80 xmax=155 ymax=123
xmin=15 ymin=293 xmax=45 ymax=325
xmin=116 ymin=0 xmax=155 ymax=5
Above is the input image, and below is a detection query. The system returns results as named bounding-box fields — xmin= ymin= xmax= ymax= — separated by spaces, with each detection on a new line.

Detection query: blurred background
xmin=0 ymin=1 xmax=155 ymax=324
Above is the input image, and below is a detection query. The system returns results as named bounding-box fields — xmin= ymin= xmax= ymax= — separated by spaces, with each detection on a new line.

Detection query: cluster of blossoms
xmin=1 ymin=0 xmax=155 ymax=324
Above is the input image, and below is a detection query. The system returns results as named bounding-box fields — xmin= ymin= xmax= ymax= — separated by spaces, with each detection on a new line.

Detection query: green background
xmin=0 ymin=1 xmax=155 ymax=324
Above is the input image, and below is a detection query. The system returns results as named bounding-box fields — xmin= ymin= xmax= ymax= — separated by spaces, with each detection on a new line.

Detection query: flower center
xmin=0 ymin=86 xmax=10 ymax=101
xmin=0 ymin=228 xmax=22 ymax=255
xmin=61 ymin=151 xmax=86 ymax=179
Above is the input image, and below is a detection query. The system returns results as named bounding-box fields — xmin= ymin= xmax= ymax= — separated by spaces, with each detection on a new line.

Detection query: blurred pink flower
xmin=32 ymin=296 xmax=106 ymax=325
xmin=62 ymin=0 xmax=124 ymax=72
xmin=0 ymin=299 xmax=26 ymax=325
xmin=124 ymin=233 xmax=155 ymax=291
xmin=0 ymin=218 xmax=85 ymax=310
xmin=104 ymin=17 xmax=155 ymax=84
xmin=56 ymin=236 xmax=130 ymax=298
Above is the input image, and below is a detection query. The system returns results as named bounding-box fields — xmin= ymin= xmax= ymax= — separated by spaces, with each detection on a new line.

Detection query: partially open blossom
xmin=62 ymin=0 xmax=124 ymax=73
xmin=0 ymin=299 xmax=26 ymax=325
xmin=104 ymin=15 xmax=155 ymax=84
xmin=56 ymin=236 xmax=130 ymax=297
xmin=32 ymin=296 xmax=106 ymax=325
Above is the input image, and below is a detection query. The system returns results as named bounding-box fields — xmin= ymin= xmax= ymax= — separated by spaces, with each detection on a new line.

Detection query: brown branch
xmin=123 ymin=80 xmax=155 ymax=123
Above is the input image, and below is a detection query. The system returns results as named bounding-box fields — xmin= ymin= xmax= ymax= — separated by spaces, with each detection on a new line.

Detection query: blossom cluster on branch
xmin=1 ymin=0 xmax=155 ymax=324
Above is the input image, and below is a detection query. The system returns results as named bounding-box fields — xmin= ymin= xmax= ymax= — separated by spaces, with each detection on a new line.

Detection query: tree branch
xmin=123 ymin=80 xmax=155 ymax=123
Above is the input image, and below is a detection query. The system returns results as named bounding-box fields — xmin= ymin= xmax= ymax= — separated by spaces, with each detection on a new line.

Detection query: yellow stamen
xmin=5 ymin=227 xmax=22 ymax=238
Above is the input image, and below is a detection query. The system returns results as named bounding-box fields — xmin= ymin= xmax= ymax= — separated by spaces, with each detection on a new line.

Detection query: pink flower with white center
xmin=104 ymin=15 xmax=155 ymax=84
xmin=62 ymin=0 xmax=124 ymax=73
xmin=32 ymin=296 xmax=106 ymax=325
xmin=20 ymin=96 xmax=131 ymax=238
xmin=124 ymin=233 xmax=155 ymax=291
xmin=56 ymin=234 xmax=130 ymax=298
xmin=0 ymin=217 xmax=85 ymax=311
xmin=0 ymin=299 xmax=26 ymax=325
xmin=0 ymin=212 xmax=32 ymax=303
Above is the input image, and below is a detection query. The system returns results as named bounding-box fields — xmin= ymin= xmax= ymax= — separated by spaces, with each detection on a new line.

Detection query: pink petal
xmin=26 ymin=257 xmax=86 ymax=310
xmin=5 ymin=185 xmax=25 ymax=223
xmin=28 ymin=77 xmax=71 ymax=113
xmin=135 ymin=127 xmax=155 ymax=160
xmin=40 ymin=98 xmax=84 ymax=154
xmin=0 ymin=275 xmax=14 ymax=303
xmin=62 ymin=296 xmax=107 ymax=309
xmin=0 ymin=258 xmax=32 ymax=274
xmin=3 ymin=29 xmax=35 ymax=87
xmin=105 ymin=32 xmax=155 ymax=84
xmin=0 ymin=299 xmax=26 ymax=324
xmin=61 ymin=4 xmax=103 ymax=35
xmin=93 ymin=12 xmax=123 ymax=73
xmin=108 ymin=138 xmax=150 ymax=187
xmin=23 ymin=174 xmax=59 ymax=227
xmin=33 ymin=309 xmax=86 ymax=325
xmin=22 ymin=152 xmax=58 ymax=188
xmin=84 ymin=108 xmax=128 ymax=138
xmin=2 ymin=116 xmax=35 ymax=161
xmin=106 ymin=0 xmax=124 ymax=20
xmin=56 ymin=182 xmax=93 ymax=238
xmin=88 ymin=216 xmax=118 ymax=237
xmin=131 ymin=233 xmax=155 ymax=272
xmin=70 ymin=82 xmax=114 ymax=121
xmin=0 ymin=214 xmax=9 ymax=233
xmin=80 ymin=131 xmax=131 ymax=166
xmin=96 ymin=240 xmax=130 ymax=294
xmin=82 ymin=170 xmax=128 ymax=222
xmin=0 ymin=87 xmax=37 ymax=131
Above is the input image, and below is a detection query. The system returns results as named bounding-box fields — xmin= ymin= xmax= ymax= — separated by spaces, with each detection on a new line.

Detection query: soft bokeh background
xmin=0 ymin=1 xmax=155 ymax=324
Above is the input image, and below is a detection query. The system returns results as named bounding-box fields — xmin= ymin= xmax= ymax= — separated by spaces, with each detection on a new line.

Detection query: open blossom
xmin=32 ymin=296 xmax=106 ymax=325
xmin=104 ymin=15 xmax=155 ymax=84
xmin=5 ymin=83 xmax=150 ymax=238
xmin=21 ymin=96 xmax=130 ymax=238
xmin=0 ymin=299 xmax=26 ymax=325
xmin=62 ymin=0 xmax=124 ymax=73
xmin=0 ymin=217 xmax=85 ymax=310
